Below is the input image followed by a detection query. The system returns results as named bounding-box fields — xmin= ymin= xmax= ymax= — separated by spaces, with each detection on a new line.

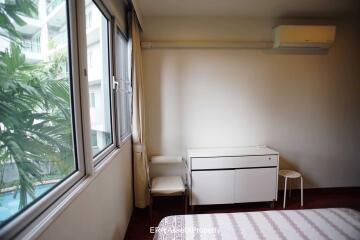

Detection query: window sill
xmin=15 ymin=139 xmax=132 ymax=240
xmin=119 ymin=133 xmax=132 ymax=148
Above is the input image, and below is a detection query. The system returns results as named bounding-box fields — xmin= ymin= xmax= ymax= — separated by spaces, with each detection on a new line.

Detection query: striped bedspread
xmin=154 ymin=208 xmax=360 ymax=240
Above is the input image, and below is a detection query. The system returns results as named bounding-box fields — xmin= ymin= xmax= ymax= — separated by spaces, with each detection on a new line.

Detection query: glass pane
xmin=0 ymin=0 xmax=76 ymax=225
xmin=115 ymin=31 xmax=132 ymax=140
xmin=85 ymin=1 xmax=112 ymax=157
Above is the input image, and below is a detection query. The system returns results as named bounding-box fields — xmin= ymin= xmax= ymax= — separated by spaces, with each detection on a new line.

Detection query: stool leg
xmin=301 ymin=176 xmax=304 ymax=207
xmin=149 ymin=194 xmax=153 ymax=225
xmin=184 ymin=189 xmax=188 ymax=214
xmin=283 ymin=177 xmax=287 ymax=209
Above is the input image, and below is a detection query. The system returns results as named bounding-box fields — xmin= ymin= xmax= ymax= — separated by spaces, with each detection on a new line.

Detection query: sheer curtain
xmin=131 ymin=12 xmax=148 ymax=208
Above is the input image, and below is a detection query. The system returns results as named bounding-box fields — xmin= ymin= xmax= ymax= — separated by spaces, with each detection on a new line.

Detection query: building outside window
xmin=90 ymin=91 xmax=96 ymax=108
xmin=86 ymin=9 xmax=93 ymax=28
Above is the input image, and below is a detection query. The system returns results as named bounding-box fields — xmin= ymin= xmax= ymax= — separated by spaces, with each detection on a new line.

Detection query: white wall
xmin=142 ymin=16 xmax=360 ymax=188
xmin=37 ymin=141 xmax=133 ymax=240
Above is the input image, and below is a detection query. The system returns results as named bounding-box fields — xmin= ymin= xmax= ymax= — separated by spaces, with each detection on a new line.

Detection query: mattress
xmin=153 ymin=208 xmax=360 ymax=240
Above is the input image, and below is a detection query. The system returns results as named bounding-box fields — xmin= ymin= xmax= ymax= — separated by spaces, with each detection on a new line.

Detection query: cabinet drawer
xmin=191 ymin=155 xmax=278 ymax=170
xmin=191 ymin=170 xmax=235 ymax=205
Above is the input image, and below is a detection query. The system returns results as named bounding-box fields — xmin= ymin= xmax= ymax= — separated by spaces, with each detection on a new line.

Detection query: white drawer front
xmin=191 ymin=155 xmax=278 ymax=170
xmin=191 ymin=170 xmax=235 ymax=205
xmin=234 ymin=168 xmax=277 ymax=203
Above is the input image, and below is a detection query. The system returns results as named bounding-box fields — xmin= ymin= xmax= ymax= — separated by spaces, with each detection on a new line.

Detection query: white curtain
xmin=131 ymin=12 xmax=148 ymax=208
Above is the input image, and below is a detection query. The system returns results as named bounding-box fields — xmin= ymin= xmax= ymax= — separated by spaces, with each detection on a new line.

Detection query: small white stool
xmin=147 ymin=156 xmax=188 ymax=223
xmin=279 ymin=170 xmax=303 ymax=208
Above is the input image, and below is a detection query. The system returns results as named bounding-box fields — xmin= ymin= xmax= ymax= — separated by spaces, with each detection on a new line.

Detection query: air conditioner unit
xmin=273 ymin=25 xmax=336 ymax=49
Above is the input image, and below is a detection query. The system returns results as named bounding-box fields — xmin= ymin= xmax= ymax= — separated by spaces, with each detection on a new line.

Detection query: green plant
xmin=0 ymin=0 xmax=37 ymax=42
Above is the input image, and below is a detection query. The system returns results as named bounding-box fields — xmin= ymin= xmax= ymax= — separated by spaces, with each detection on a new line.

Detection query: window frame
xmin=114 ymin=24 xmax=132 ymax=147
xmin=0 ymin=0 xmax=132 ymax=237
xmin=82 ymin=0 xmax=117 ymax=165
xmin=0 ymin=1 xmax=86 ymax=238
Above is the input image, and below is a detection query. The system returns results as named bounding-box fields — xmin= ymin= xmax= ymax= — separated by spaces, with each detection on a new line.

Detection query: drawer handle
xmin=268 ymin=157 xmax=272 ymax=160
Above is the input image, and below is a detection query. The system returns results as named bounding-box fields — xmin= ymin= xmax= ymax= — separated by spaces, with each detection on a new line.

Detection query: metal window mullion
xmin=75 ymin=0 xmax=94 ymax=175
xmin=69 ymin=0 xmax=85 ymax=176
xmin=108 ymin=14 xmax=118 ymax=153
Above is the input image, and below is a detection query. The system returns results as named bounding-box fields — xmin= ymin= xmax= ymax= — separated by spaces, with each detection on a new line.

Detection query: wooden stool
xmin=279 ymin=170 xmax=303 ymax=208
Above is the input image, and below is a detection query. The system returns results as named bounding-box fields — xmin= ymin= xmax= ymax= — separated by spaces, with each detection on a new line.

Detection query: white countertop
xmin=187 ymin=146 xmax=279 ymax=158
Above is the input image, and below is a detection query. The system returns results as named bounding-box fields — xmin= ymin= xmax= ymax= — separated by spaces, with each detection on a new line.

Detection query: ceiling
xmin=136 ymin=0 xmax=360 ymax=18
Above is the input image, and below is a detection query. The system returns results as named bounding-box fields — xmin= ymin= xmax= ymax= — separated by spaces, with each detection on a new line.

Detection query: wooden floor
xmin=124 ymin=187 xmax=360 ymax=239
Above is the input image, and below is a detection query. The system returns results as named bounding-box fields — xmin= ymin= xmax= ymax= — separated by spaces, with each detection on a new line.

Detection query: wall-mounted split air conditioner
xmin=273 ymin=25 xmax=336 ymax=49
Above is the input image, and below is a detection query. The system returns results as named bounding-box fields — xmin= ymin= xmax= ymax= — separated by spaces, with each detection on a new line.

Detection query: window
xmin=0 ymin=0 xmax=83 ymax=234
xmin=0 ymin=0 xmax=131 ymax=237
xmin=90 ymin=91 xmax=96 ymax=108
xmin=91 ymin=131 xmax=98 ymax=146
xmin=86 ymin=9 xmax=92 ymax=28
xmin=90 ymin=131 xmax=99 ymax=156
xmin=115 ymin=29 xmax=132 ymax=142
xmin=85 ymin=0 xmax=114 ymax=158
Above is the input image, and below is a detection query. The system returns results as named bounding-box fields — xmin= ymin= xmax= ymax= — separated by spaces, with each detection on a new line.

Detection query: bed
xmin=154 ymin=208 xmax=360 ymax=240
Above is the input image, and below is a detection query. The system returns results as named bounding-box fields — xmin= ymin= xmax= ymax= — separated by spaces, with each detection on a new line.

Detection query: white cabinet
xmin=188 ymin=147 xmax=279 ymax=206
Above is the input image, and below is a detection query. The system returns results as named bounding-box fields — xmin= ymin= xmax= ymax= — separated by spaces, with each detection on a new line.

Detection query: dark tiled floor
xmin=124 ymin=187 xmax=360 ymax=239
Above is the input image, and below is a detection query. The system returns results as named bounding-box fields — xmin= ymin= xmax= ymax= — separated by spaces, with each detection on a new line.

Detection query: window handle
xmin=112 ymin=76 xmax=119 ymax=91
